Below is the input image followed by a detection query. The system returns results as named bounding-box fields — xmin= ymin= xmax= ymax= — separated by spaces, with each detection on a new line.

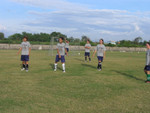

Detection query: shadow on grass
xmin=113 ymin=70 xmax=144 ymax=82
xmin=49 ymin=63 xmax=62 ymax=70
xmin=81 ymin=63 xmax=96 ymax=69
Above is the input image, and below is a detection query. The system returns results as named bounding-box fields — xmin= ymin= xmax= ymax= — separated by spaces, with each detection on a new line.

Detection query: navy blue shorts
xmin=144 ymin=65 xmax=150 ymax=71
xmin=85 ymin=52 xmax=90 ymax=57
xmin=21 ymin=55 xmax=29 ymax=61
xmin=66 ymin=48 xmax=69 ymax=52
xmin=97 ymin=56 xmax=103 ymax=62
xmin=55 ymin=55 xmax=65 ymax=63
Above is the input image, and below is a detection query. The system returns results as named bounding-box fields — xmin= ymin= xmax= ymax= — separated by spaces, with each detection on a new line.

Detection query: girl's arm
xmin=93 ymin=50 xmax=97 ymax=57
xmin=17 ymin=48 xmax=22 ymax=55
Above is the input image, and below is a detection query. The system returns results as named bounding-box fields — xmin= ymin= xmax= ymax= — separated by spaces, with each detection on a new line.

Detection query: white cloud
xmin=10 ymin=0 xmax=88 ymax=11
xmin=5 ymin=0 xmax=150 ymax=41
xmin=0 ymin=25 xmax=6 ymax=31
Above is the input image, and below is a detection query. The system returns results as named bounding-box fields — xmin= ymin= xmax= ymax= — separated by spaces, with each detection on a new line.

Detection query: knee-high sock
xmin=147 ymin=74 xmax=150 ymax=81
xmin=54 ymin=63 xmax=57 ymax=69
xmin=89 ymin=57 xmax=91 ymax=61
xmin=26 ymin=64 xmax=29 ymax=69
xmin=62 ymin=64 xmax=65 ymax=71
xmin=97 ymin=62 xmax=102 ymax=69
xmin=23 ymin=64 xmax=25 ymax=68
xmin=99 ymin=62 xmax=102 ymax=69
xmin=85 ymin=57 xmax=87 ymax=61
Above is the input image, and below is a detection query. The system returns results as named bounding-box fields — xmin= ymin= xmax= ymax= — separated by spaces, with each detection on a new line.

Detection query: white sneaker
xmin=63 ymin=70 xmax=66 ymax=73
xmin=26 ymin=69 xmax=29 ymax=72
xmin=98 ymin=69 xmax=102 ymax=71
xmin=54 ymin=69 xmax=57 ymax=72
xmin=21 ymin=68 xmax=25 ymax=71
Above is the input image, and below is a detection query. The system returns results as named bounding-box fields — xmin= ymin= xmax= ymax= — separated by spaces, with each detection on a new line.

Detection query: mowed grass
xmin=0 ymin=50 xmax=150 ymax=113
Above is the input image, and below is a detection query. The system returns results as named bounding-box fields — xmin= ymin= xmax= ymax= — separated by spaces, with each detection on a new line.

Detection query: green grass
xmin=0 ymin=50 xmax=150 ymax=113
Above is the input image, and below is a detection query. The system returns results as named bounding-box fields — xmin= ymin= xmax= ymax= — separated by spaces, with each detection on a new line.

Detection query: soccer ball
xmin=78 ymin=53 xmax=80 ymax=55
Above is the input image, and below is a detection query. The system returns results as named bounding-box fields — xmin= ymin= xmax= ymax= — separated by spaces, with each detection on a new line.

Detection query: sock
xmin=62 ymin=64 xmax=65 ymax=71
xmin=97 ymin=63 xmax=101 ymax=69
xmin=23 ymin=64 xmax=25 ymax=68
xmin=26 ymin=64 xmax=29 ymax=69
xmin=147 ymin=74 xmax=150 ymax=81
xmin=54 ymin=63 xmax=57 ymax=69
xmin=89 ymin=57 xmax=91 ymax=61
xmin=85 ymin=57 xmax=87 ymax=61
xmin=98 ymin=62 xmax=102 ymax=69
xmin=97 ymin=64 xmax=99 ymax=69
xmin=100 ymin=63 xmax=102 ymax=69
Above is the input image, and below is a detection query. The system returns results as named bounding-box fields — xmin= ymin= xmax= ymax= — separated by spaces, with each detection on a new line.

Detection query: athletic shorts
xmin=21 ymin=55 xmax=29 ymax=61
xmin=85 ymin=52 xmax=90 ymax=57
xmin=66 ymin=48 xmax=69 ymax=52
xmin=144 ymin=65 xmax=150 ymax=71
xmin=97 ymin=56 xmax=103 ymax=62
xmin=55 ymin=55 xmax=65 ymax=63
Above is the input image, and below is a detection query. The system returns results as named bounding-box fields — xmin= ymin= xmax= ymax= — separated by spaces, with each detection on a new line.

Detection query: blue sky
xmin=0 ymin=0 xmax=150 ymax=41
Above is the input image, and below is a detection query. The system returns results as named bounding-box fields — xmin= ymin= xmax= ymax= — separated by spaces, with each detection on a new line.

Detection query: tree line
xmin=0 ymin=32 xmax=149 ymax=47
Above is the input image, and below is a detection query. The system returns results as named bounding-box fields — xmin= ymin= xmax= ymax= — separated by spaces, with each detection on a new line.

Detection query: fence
xmin=0 ymin=44 xmax=147 ymax=52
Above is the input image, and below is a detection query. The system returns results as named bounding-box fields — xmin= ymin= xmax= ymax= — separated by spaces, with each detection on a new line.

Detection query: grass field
xmin=0 ymin=50 xmax=150 ymax=113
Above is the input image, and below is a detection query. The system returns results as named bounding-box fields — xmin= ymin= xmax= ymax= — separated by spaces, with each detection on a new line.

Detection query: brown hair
xmin=146 ymin=42 xmax=150 ymax=45
xmin=100 ymin=39 xmax=104 ymax=43
xmin=23 ymin=36 xmax=28 ymax=41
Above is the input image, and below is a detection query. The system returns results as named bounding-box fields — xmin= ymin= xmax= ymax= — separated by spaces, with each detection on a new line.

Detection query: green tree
xmin=81 ymin=35 xmax=89 ymax=42
xmin=50 ymin=32 xmax=67 ymax=39
xmin=134 ymin=37 xmax=143 ymax=44
xmin=8 ymin=33 xmax=22 ymax=41
xmin=0 ymin=32 xmax=4 ymax=40
xmin=68 ymin=37 xmax=75 ymax=42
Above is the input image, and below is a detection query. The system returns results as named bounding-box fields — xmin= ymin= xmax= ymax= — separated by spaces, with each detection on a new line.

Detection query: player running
xmin=93 ymin=39 xmax=106 ymax=71
xmin=54 ymin=37 xmax=68 ymax=73
xmin=144 ymin=42 xmax=150 ymax=83
xmin=17 ymin=36 xmax=31 ymax=72
xmin=85 ymin=40 xmax=91 ymax=62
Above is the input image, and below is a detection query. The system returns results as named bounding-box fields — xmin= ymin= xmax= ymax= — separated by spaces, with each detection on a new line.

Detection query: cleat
xmin=54 ymin=69 xmax=57 ymax=72
xmin=98 ymin=69 xmax=101 ymax=71
xmin=63 ymin=70 xmax=66 ymax=73
xmin=21 ymin=68 xmax=25 ymax=71
xmin=26 ymin=70 xmax=29 ymax=72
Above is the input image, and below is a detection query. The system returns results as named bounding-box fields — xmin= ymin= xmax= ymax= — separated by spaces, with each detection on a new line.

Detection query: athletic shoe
xmin=54 ymin=69 xmax=57 ymax=72
xmin=26 ymin=69 xmax=29 ymax=72
xmin=21 ymin=68 xmax=25 ymax=71
xmin=63 ymin=70 xmax=66 ymax=73
xmin=98 ymin=69 xmax=102 ymax=71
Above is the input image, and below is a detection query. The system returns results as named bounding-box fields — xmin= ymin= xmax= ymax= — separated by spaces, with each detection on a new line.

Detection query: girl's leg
xmin=88 ymin=56 xmax=91 ymax=61
xmin=97 ymin=61 xmax=102 ymax=69
xmin=62 ymin=63 xmax=65 ymax=72
xmin=25 ymin=61 xmax=29 ymax=71
xmin=22 ymin=61 xmax=25 ymax=68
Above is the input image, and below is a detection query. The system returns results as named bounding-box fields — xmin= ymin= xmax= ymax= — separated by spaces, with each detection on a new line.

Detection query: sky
xmin=0 ymin=0 xmax=150 ymax=41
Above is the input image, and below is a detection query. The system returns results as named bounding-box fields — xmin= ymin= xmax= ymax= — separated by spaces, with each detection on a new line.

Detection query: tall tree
xmin=81 ymin=35 xmax=89 ymax=42
xmin=134 ymin=37 xmax=143 ymax=44
xmin=0 ymin=32 xmax=4 ymax=40
xmin=8 ymin=33 xmax=22 ymax=41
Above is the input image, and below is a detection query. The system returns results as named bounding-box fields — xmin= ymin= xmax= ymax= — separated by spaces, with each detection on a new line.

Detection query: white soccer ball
xmin=78 ymin=53 xmax=80 ymax=55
